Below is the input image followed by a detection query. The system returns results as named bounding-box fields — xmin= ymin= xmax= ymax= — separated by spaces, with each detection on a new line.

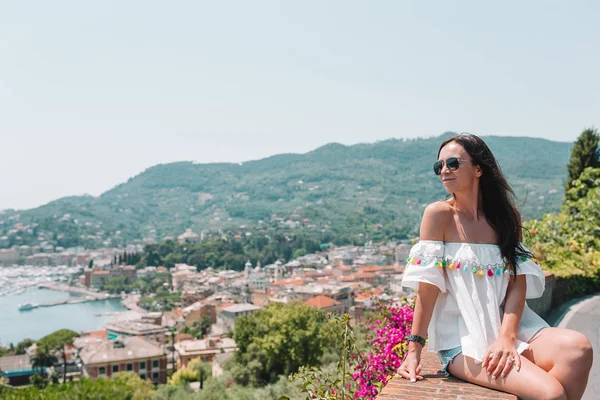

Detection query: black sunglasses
xmin=433 ymin=157 xmax=473 ymax=175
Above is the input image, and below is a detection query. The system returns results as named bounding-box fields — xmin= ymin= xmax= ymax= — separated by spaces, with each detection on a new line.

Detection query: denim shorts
xmin=438 ymin=346 xmax=462 ymax=377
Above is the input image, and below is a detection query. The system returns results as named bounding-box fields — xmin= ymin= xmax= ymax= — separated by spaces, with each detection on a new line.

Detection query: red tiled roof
xmin=92 ymin=270 xmax=110 ymax=275
xmin=304 ymin=295 xmax=341 ymax=309
xmin=355 ymin=292 xmax=372 ymax=301
xmin=271 ymin=278 xmax=304 ymax=286
xmin=355 ymin=287 xmax=384 ymax=302
xmin=175 ymin=333 xmax=194 ymax=343
xmin=87 ymin=329 xmax=108 ymax=338
xmin=358 ymin=265 xmax=395 ymax=274
xmin=357 ymin=266 xmax=381 ymax=273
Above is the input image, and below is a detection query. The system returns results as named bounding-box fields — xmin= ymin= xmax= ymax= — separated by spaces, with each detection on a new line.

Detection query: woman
xmin=397 ymin=134 xmax=593 ymax=399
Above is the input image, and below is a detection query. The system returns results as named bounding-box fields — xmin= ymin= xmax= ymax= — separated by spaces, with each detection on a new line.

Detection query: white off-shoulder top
xmin=401 ymin=241 xmax=549 ymax=363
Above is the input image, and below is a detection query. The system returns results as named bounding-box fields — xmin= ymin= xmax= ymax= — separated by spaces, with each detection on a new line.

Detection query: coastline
xmin=0 ymin=287 xmax=127 ymax=345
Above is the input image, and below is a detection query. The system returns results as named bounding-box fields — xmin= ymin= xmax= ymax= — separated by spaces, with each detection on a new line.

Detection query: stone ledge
xmin=377 ymin=346 xmax=517 ymax=400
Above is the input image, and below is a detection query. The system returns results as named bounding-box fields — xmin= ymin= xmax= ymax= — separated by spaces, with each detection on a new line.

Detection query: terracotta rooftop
xmin=175 ymin=333 xmax=194 ymax=343
xmin=92 ymin=270 xmax=110 ymax=275
xmin=358 ymin=265 xmax=395 ymax=274
xmin=304 ymin=295 xmax=341 ymax=309
xmin=271 ymin=278 xmax=304 ymax=286
xmin=355 ymin=292 xmax=372 ymax=302
xmin=87 ymin=329 xmax=108 ymax=338
xmin=355 ymin=272 xmax=376 ymax=278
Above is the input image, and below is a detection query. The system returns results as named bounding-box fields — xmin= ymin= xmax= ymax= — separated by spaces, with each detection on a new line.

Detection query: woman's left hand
xmin=481 ymin=336 xmax=521 ymax=380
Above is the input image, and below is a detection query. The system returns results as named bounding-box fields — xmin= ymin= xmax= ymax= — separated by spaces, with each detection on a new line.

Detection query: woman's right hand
xmin=398 ymin=352 xmax=423 ymax=383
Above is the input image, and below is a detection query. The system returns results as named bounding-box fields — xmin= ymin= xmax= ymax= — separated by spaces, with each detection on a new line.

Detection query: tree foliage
xmin=139 ymin=234 xmax=320 ymax=271
xmin=0 ymin=373 xmax=154 ymax=400
xmin=525 ymin=167 xmax=600 ymax=304
xmin=231 ymin=302 xmax=335 ymax=386
xmin=30 ymin=344 xmax=57 ymax=373
xmin=566 ymin=128 xmax=600 ymax=190
xmin=14 ymin=339 xmax=34 ymax=355
xmin=169 ymin=358 xmax=211 ymax=386
xmin=37 ymin=329 xmax=79 ymax=351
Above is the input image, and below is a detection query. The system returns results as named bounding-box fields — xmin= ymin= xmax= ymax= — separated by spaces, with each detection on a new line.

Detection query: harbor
xmin=0 ymin=265 xmax=82 ymax=297
xmin=18 ymin=282 xmax=122 ymax=311
xmin=18 ymin=294 xmax=122 ymax=311
xmin=0 ymin=286 xmax=128 ymax=345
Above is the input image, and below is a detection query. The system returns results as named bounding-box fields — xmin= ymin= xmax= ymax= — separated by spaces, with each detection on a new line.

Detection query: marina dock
xmin=36 ymin=295 xmax=121 ymax=309
xmin=19 ymin=283 xmax=122 ymax=311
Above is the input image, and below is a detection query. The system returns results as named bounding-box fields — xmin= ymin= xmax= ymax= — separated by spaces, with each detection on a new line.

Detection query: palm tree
xmin=30 ymin=344 xmax=57 ymax=377
xmin=58 ymin=339 xmax=76 ymax=384
xmin=37 ymin=329 xmax=79 ymax=383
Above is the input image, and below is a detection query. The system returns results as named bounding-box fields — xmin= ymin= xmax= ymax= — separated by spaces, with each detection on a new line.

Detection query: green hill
xmin=0 ymin=133 xmax=572 ymax=249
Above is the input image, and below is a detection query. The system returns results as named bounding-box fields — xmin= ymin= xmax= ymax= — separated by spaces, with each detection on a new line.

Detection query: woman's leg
xmin=448 ymin=353 xmax=567 ymax=400
xmin=521 ymin=327 xmax=593 ymax=400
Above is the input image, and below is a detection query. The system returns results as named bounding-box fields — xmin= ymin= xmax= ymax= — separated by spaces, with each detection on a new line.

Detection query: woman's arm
xmin=482 ymin=274 xmax=527 ymax=378
xmin=401 ymin=203 xmax=448 ymax=381
xmin=409 ymin=282 xmax=440 ymax=351
xmin=409 ymin=204 xmax=447 ymax=347
xmin=499 ymin=274 xmax=527 ymax=343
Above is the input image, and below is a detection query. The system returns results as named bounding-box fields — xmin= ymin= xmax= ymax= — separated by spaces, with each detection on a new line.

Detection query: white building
xmin=217 ymin=304 xmax=262 ymax=331
xmin=264 ymin=260 xmax=282 ymax=282
xmin=247 ymin=261 xmax=267 ymax=291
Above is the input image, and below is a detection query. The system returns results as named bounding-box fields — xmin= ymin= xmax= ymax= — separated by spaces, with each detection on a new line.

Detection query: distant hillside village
xmin=0 ymin=227 xmax=413 ymax=387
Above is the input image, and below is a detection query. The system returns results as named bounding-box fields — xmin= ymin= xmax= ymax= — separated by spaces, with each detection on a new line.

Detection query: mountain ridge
xmin=0 ymin=133 xmax=572 ymax=249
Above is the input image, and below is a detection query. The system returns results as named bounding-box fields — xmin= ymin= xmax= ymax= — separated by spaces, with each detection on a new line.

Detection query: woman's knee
xmin=536 ymin=380 xmax=567 ymax=400
xmin=562 ymin=330 xmax=593 ymax=366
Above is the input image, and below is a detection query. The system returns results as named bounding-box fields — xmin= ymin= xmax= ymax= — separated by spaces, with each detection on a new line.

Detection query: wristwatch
xmin=407 ymin=334 xmax=426 ymax=346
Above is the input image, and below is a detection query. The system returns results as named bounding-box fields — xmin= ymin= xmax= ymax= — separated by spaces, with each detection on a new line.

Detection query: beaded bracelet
xmin=407 ymin=334 xmax=426 ymax=346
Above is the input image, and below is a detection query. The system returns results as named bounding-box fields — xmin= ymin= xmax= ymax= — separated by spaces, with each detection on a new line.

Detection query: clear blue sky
xmin=1 ymin=1 xmax=598 ymax=210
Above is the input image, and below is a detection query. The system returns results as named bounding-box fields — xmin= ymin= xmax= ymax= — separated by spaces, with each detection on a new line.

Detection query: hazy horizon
xmin=1 ymin=1 xmax=598 ymax=210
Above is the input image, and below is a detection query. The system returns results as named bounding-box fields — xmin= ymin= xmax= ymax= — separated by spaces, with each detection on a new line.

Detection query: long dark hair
xmin=438 ymin=133 xmax=531 ymax=271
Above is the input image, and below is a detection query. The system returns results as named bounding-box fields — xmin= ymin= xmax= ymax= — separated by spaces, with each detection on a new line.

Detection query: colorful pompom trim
xmin=405 ymin=254 xmax=541 ymax=277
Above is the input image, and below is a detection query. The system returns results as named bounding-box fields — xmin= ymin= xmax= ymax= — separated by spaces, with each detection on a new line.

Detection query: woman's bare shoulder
xmin=420 ymin=201 xmax=453 ymax=241
xmin=423 ymin=200 xmax=454 ymax=220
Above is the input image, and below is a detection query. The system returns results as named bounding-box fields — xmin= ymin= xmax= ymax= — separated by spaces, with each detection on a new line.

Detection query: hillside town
xmin=0 ymin=228 xmax=413 ymax=388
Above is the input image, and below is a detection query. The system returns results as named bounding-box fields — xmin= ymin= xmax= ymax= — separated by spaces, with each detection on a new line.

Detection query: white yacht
xmin=18 ymin=302 xmax=38 ymax=311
